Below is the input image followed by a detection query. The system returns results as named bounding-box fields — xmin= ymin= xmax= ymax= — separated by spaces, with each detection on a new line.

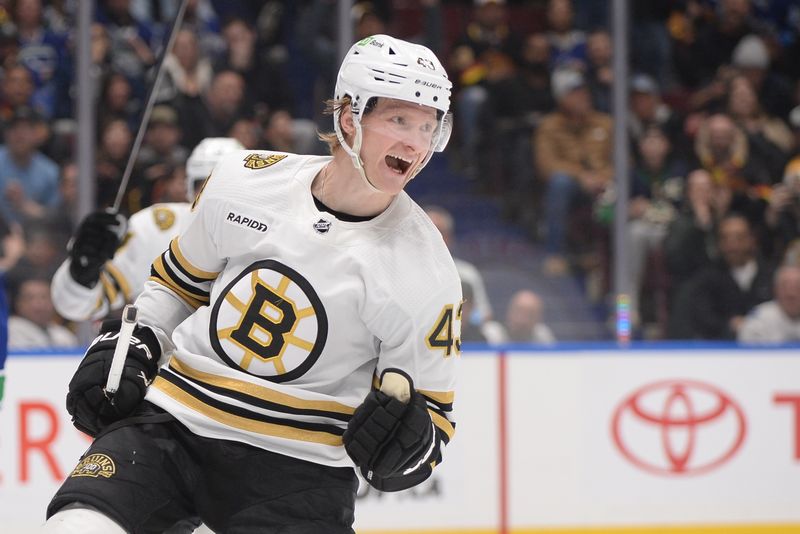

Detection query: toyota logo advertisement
xmin=611 ymin=379 xmax=747 ymax=476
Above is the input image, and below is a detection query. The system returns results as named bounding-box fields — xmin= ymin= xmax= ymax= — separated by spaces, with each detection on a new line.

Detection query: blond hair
xmin=317 ymin=96 xmax=352 ymax=154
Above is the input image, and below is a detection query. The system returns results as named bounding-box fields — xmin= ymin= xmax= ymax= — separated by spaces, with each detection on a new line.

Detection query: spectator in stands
xmin=425 ymin=205 xmax=494 ymax=323
xmin=96 ymin=0 xmax=156 ymax=102
xmin=0 ymin=219 xmax=24 ymax=410
xmin=664 ymin=169 xmax=732 ymax=296
xmin=669 ymin=213 xmax=773 ymax=339
xmin=175 ymin=69 xmax=246 ymax=149
xmin=765 ymin=157 xmax=800 ymax=260
xmin=790 ymin=106 xmax=800 ymax=157
xmin=0 ymin=64 xmax=35 ymax=128
xmin=13 ymin=0 xmax=71 ymax=119
xmin=726 ymin=73 xmax=793 ymax=180
xmin=449 ymin=0 xmax=519 ymax=180
xmin=483 ymin=32 xmax=554 ymax=222
xmin=146 ymin=164 xmax=187 ymax=206
xmin=673 ymin=0 xmax=763 ymax=89
xmin=585 ymin=29 xmax=612 ymax=113
xmin=459 ymin=283 xmax=489 ymax=343
xmin=47 ymin=161 xmax=78 ymax=232
xmin=8 ymin=276 xmax=77 ymax=349
xmin=738 ymin=264 xmax=800 ymax=343
xmin=7 ymin=221 xmax=66 ymax=290
xmin=89 ymin=23 xmax=117 ymax=103
xmin=95 ymin=117 xmax=133 ymax=210
xmin=535 ymin=67 xmax=612 ymax=276
xmin=625 ymin=126 xmax=686 ymax=326
xmin=0 ymin=106 xmax=59 ymax=222
xmin=160 ymin=28 xmax=213 ymax=102
xmin=546 ymin=0 xmax=586 ymax=70
xmin=628 ymin=74 xmax=684 ymax=154
xmin=731 ymin=34 xmax=794 ymax=119
xmin=215 ymin=16 xmax=292 ymax=116
xmin=97 ymin=71 xmax=138 ymax=132
xmin=693 ymin=113 xmax=769 ymax=219
xmin=137 ymin=104 xmax=188 ymax=175
xmin=262 ymin=109 xmax=323 ymax=156
xmin=180 ymin=0 xmax=225 ymax=60
xmin=501 ymin=289 xmax=556 ymax=344
xmin=228 ymin=117 xmax=260 ymax=150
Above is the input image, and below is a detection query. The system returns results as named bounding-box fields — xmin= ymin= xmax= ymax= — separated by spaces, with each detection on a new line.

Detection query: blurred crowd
xmin=0 ymin=0 xmax=799 ymax=349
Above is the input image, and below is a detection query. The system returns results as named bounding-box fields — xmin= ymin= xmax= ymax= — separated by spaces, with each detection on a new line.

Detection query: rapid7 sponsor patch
xmin=225 ymin=211 xmax=268 ymax=232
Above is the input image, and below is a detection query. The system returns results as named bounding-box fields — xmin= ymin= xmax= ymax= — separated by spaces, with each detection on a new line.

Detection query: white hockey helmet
xmin=334 ymin=34 xmax=453 ymax=188
xmin=185 ymin=137 xmax=244 ymax=202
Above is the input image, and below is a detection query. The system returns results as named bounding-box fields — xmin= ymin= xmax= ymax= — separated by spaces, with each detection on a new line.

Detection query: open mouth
xmin=385 ymin=154 xmax=413 ymax=175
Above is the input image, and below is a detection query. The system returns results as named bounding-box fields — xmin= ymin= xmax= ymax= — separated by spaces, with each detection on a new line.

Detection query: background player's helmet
xmin=334 ymin=34 xmax=453 ymax=187
xmin=185 ymin=137 xmax=244 ymax=202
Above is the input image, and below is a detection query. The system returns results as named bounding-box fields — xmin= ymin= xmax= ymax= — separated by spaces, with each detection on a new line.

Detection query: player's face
xmin=358 ymin=98 xmax=439 ymax=194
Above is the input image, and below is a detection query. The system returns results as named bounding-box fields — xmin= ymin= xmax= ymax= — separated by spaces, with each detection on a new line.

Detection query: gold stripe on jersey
xmin=419 ymin=388 xmax=455 ymax=405
xmin=148 ymin=275 xmax=205 ymax=309
xmin=168 ymin=357 xmax=356 ymax=415
xmin=429 ymin=409 xmax=456 ymax=441
xmin=99 ymin=272 xmax=118 ymax=305
xmin=151 ymin=255 xmax=210 ymax=308
xmin=151 ymin=376 xmax=344 ymax=446
xmin=104 ymin=262 xmax=132 ymax=302
xmin=170 ymin=238 xmax=220 ymax=280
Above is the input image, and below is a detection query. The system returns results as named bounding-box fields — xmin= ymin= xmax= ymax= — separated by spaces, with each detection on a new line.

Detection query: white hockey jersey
xmin=137 ymin=150 xmax=462 ymax=468
xmin=51 ymin=203 xmax=191 ymax=321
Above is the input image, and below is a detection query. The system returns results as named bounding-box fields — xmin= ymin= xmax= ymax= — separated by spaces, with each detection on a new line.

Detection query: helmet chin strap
xmin=339 ymin=120 xmax=383 ymax=194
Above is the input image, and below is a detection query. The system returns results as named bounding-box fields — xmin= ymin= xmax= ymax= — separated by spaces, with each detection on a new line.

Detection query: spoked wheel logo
xmin=611 ymin=379 xmax=747 ymax=476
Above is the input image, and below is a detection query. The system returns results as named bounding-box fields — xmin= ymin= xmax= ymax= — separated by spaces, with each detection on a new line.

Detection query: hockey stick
xmin=111 ymin=0 xmax=189 ymax=212
xmin=104 ymin=304 xmax=138 ymax=401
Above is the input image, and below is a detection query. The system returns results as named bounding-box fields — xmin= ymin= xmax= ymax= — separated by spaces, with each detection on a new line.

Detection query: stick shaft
xmin=104 ymin=305 xmax=138 ymax=395
xmin=112 ymin=0 xmax=190 ymax=212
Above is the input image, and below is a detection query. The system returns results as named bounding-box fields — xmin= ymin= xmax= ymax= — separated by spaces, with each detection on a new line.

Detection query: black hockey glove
xmin=67 ymin=319 xmax=161 ymax=436
xmin=343 ymin=388 xmax=434 ymax=480
xmin=68 ymin=210 xmax=126 ymax=288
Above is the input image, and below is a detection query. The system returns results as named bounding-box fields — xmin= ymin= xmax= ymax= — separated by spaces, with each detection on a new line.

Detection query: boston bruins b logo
xmin=210 ymin=260 xmax=327 ymax=382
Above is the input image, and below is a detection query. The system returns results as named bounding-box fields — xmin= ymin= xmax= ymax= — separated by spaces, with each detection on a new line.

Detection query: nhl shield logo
xmin=313 ymin=218 xmax=332 ymax=234
xmin=70 ymin=453 xmax=116 ymax=479
xmin=243 ymin=153 xmax=288 ymax=170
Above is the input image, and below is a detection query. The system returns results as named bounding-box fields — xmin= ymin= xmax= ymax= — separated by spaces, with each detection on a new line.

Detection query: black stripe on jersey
xmin=158 ymin=252 xmax=210 ymax=302
xmin=420 ymin=393 xmax=453 ymax=413
xmin=167 ymin=364 xmax=352 ymax=423
xmin=168 ymin=240 xmax=217 ymax=284
xmin=160 ymin=370 xmax=346 ymax=437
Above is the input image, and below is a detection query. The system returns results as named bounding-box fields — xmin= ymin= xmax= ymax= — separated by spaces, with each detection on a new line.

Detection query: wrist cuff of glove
xmin=68 ymin=258 xmax=103 ymax=288
xmin=360 ymin=463 xmax=433 ymax=492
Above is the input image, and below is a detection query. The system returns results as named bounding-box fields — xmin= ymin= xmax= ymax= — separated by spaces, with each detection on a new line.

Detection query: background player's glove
xmin=67 ymin=319 xmax=160 ymax=436
xmin=68 ymin=210 xmax=126 ymax=288
xmin=343 ymin=388 xmax=434 ymax=480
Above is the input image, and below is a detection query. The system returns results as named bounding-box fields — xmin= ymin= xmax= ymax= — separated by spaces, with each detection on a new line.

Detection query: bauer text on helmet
xmin=333 ymin=35 xmax=453 ymax=187
xmin=185 ymin=137 xmax=244 ymax=202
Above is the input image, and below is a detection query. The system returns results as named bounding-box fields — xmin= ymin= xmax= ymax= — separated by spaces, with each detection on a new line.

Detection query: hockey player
xmin=50 ymin=138 xmax=244 ymax=322
xmin=45 ymin=35 xmax=461 ymax=533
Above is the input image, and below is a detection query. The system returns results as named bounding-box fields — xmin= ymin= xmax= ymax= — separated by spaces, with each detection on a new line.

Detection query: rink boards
xmin=1 ymin=345 xmax=799 ymax=533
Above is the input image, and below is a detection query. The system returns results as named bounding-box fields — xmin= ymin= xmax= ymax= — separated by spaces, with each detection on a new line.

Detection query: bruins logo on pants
xmin=210 ymin=260 xmax=327 ymax=382
xmin=70 ymin=453 xmax=116 ymax=479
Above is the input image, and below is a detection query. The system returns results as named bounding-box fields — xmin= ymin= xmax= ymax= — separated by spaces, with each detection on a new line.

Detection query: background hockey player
xmin=50 ymin=138 xmax=244 ymax=322
xmin=44 ymin=34 xmax=461 ymax=533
